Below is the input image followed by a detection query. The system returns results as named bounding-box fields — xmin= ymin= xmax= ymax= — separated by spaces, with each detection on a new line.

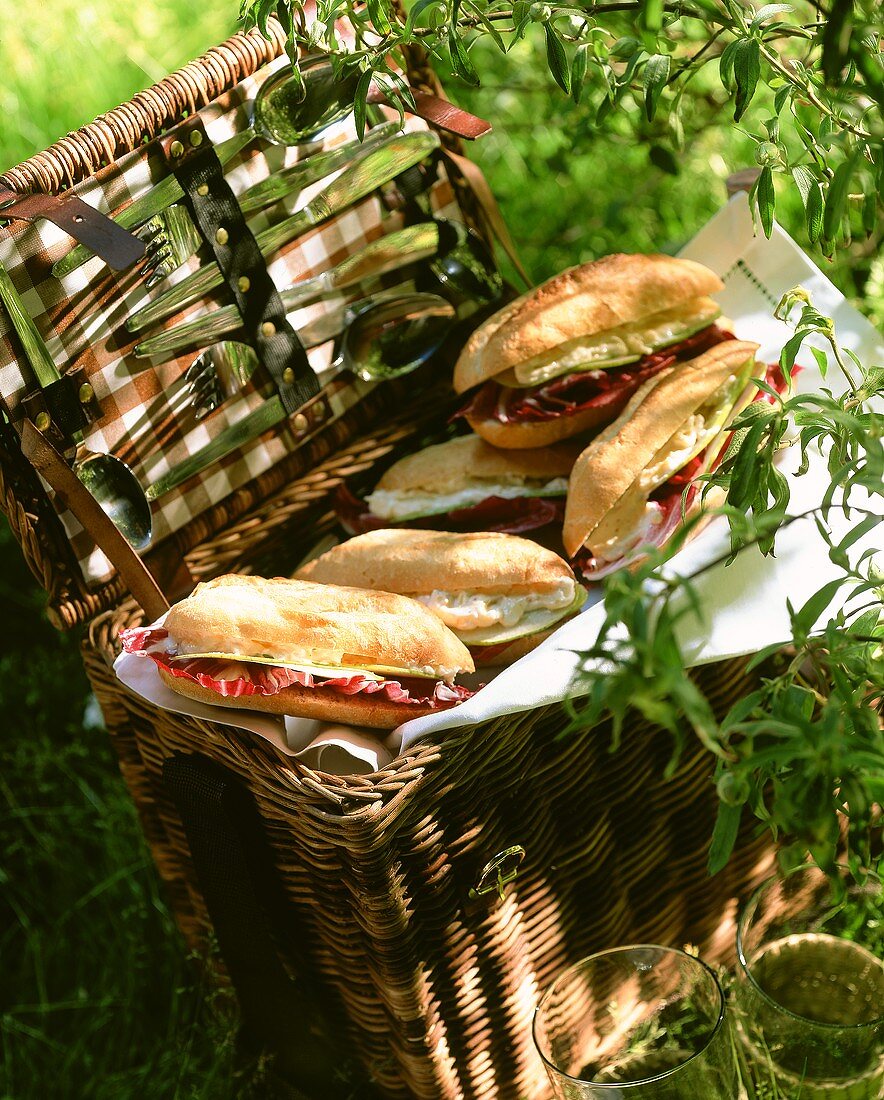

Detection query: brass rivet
xmin=78 ymin=382 xmax=94 ymax=404
xmin=169 ymin=140 xmax=184 ymax=158
xmin=293 ymin=413 xmax=309 ymax=433
xmin=215 ymin=227 xmax=229 ymax=246
xmin=196 ymin=183 xmax=209 ymax=197
xmin=261 ymin=321 xmax=276 ymax=339
xmin=34 ymin=411 xmax=51 ymax=432
xmin=311 ymin=402 xmax=326 ymax=422
xmin=237 ymin=276 xmax=250 ymax=294
xmin=189 ymin=130 xmax=203 ymax=148
xmin=282 ymin=367 xmax=296 ymax=384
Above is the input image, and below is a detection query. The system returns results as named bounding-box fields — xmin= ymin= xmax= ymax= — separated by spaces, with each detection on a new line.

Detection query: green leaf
xmin=805 ymin=179 xmax=824 ymax=243
xmin=719 ymin=38 xmax=739 ymax=90
xmin=708 ymin=802 xmax=742 ymax=875
xmin=791 ymin=164 xmax=817 ymax=205
xmin=405 ymin=0 xmax=444 ymax=36
xmin=754 ymin=164 xmax=776 ymax=238
xmin=639 ymin=0 xmax=664 ymax=32
xmin=642 ymin=53 xmax=670 ymax=121
xmin=353 ymin=68 xmax=373 ymax=139
xmin=510 ymin=0 xmax=532 ymax=43
xmin=791 ymin=577 xmax=846 ymax=636
xmin=544 ymin=22 xmax=571 ymax=94
xmin=810 ymin=346 xmax=829 ymax=376
xmin=571 ymin=42 xmax=590 ymax=104
xmin=449 ymin=30 xmax=480 ymax=85
xmin=773 ymin=83 xmax=791 ymax=114
xmin=365 ymin=0 xmax=391 ymax=34
xmin=649 ymin=144 xmax=679 ymax=174
xmin=750 ymin=3 xmax=793 ymax=30
xmin=610 ymin=35 xmax=642 ymax=59
xmin=732 ymin=38 xmax=761 ymax=122
xmin=721 ymin=689 xmax=765 ymax=733
xmin=823 ymin=150 xmax=860 ymax=242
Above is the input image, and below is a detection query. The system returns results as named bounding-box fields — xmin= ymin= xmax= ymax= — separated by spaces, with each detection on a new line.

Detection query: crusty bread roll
xmin=563 ymin=341 xmax=760 ymax=557
xmin=454 ymin=254 xmax=724 ymax=394
xmin=165 ymin=574 xmax=473 ymax=678
xmin=374 ymin=433 xmax=581 ymax=493
xmin=297 ymin=530 xmax=582 ymax=668
xmin=157 ymin=667 xmax=444 ymax=728
xmin=297 ymin=529 xmax=576 ymax=595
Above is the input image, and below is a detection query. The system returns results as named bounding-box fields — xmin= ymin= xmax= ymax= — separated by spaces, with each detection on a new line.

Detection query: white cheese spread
xmin=639 ymin=414 xmax=705 ymax=491
xmin=592 ymin=502 xmax=665 ymax=564
xmin=367 ymin=477 xmax=569 ymax=520
xmin=416 ymin=579 xmax=576 ymax=631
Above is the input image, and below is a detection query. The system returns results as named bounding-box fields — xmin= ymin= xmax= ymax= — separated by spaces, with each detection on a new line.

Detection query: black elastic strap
xmin=170 ymin=141 xmax=319 ymax=414
xmin=162 ymin=753 xmax=349 ymax=1098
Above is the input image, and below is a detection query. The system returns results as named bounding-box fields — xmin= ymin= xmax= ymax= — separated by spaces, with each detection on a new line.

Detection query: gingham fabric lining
xmin=0 ymin=54 xmax=461 ymax=585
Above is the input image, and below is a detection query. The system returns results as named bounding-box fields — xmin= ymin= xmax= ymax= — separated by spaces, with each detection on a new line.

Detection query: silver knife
xmin=145 ymin=371 xmax=371 ymax=500
xmin=127 ymin=130 xmax=440 ymax=332
xmin=133 ymin=221 xmax=442 ymax=359
xmin=52 ymin=123 xmax=402 ymax=281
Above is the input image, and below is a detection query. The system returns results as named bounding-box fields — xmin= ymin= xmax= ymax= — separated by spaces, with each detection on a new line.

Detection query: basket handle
xmin=162 ymin=753 xmax=358 ymax=1097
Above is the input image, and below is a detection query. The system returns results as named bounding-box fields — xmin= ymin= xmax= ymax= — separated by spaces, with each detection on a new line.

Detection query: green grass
xmin=0 ymin=6 xmax=879 ymax=1097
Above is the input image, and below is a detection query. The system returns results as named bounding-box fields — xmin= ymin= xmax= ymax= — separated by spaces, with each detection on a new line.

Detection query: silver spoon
xmin=0 ymin=265 xmax=152 ymax=550
xmin=144 ymin=292 xmax=456 ymax=500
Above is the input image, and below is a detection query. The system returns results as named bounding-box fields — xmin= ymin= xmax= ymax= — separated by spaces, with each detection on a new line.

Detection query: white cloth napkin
xmin=114 ymin=194 xmax=883 ymax=773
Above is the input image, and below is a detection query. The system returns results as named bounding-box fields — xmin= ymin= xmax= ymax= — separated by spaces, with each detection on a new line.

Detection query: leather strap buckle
xmin=0 ymin=185 xmax=146 ymax=271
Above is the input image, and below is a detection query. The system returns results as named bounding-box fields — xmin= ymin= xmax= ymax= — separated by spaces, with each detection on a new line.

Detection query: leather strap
xmin=0 ymin=185 xmax=146 ymax=271
xmin=19 ymin=418 xmax=169 ymax=622
xmin=160 ymin=122 xmax=319 ymax=416
xmin=368 ymin=87 xmax=492 ymax=140
xmin=162 ymin=754 xmax=350 ymax=1097
xmin=442 ymin=149 xmax=532 ymax=288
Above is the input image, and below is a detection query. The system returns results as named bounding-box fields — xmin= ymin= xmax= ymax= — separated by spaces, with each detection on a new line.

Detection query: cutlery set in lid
xmin=0 ymin=53 xmax=500 ymax=585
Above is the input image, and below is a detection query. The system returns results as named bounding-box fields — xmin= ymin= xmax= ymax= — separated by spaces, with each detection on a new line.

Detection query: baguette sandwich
xmin=119 ymin=574 xmax=475 ymax=729
xmin=336 ymin=433 xmax=581 ymax=537
xmin=454 ymin=253 xmax=734 ymax=449
xmin=297 ymin=529 xmax=586 ymax=666
xmin=563 ymin=340 xmax=765 ymax=579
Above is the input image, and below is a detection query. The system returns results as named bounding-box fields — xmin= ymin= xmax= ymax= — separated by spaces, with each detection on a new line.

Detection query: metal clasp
xmin=469 ymin=846 xmax=526 ymax=901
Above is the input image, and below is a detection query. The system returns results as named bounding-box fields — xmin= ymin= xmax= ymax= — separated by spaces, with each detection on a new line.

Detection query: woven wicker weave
xmin=2 ymin=21 xmax=777 ymax=1100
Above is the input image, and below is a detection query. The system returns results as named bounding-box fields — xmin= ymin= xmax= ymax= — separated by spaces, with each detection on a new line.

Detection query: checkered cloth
xmin=0 ymin=55 xmax=461 ymax=585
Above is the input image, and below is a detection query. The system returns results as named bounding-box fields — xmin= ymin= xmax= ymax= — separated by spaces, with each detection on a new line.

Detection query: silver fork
xmin=133 ymin=123 xmax=401 ymax=289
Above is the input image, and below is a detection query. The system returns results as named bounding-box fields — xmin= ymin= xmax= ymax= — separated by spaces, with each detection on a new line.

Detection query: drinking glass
xmin=735 ymin=864 xmax=884 ymax=1099
xmin=532 ymin=945 xmax=744 ymax=1098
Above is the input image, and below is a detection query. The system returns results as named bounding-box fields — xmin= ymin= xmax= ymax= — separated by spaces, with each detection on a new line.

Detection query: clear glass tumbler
xmin=735 ymin=864 xmax=884 ymax=1099
xmin=532 ymin=945 xmax=744 ymax=1098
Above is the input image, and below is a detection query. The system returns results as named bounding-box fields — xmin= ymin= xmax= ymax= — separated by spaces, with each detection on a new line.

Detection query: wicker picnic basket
xmin=0 ymin=18 xmax=776 ymax=1099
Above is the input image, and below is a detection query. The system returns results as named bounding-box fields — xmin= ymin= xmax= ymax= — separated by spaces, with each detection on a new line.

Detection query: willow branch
xmin=760 ymin=43 xmax=874 ymax=140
